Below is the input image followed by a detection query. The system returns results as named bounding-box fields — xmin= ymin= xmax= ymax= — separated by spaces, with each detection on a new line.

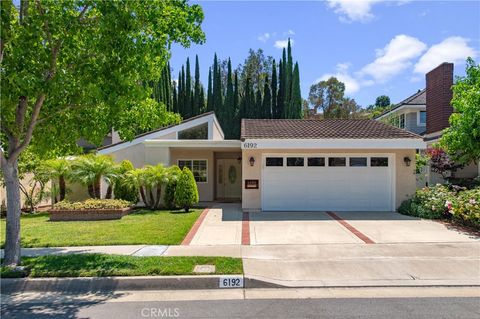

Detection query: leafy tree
xmin=237 ymin=49 xmax=273 ymax=93
xmin=175 ymin=167 xmax=199 ymax=212
xmin=309 ymin=77 xmax=345 ymax=118
xmin=426 ymin=147 xmax=465 ymax=179
xmin=440 ymin=58 xmax=480 ymax=164
xmin=375 ymin=95 xmax=391 ymax=107
xmin=0 ymin=0 xmax=204 ymax=266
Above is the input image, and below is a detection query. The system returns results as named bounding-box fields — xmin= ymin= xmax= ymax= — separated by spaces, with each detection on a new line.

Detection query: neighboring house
xmin=375 ymin=89 xmax=426 ymax=136
xmin=98 ymin=111 xmax=424 ymax=212
xmin=376 ymin=62 xmax=479 ymax=186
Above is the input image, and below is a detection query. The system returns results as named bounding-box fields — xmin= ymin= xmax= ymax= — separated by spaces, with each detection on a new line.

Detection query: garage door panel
xmin=262 ymin=155 xmax=392 ymax=211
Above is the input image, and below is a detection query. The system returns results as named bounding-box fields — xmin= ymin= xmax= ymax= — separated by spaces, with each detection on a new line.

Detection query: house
xmin=375 ymin=62 xmax=479 ymax=185
xmin=98 ymin=112 xmax=425 ymax=212
xmin=375 ymin=89 xmax=426 ymax=135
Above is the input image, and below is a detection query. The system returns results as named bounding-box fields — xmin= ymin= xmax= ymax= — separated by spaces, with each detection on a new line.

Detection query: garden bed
xmin=49 ymin=199 xmax=133 ymax=221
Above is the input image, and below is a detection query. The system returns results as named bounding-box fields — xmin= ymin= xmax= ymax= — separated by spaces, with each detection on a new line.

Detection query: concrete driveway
xmin=250 ymin=210 xmax=478 ymax=245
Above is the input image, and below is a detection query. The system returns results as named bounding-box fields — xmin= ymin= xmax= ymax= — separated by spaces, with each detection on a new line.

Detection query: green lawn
xmin=0 ymin=209 xmax=201 ymax=248
xmin=0 ymin=254 xmax=243 ymax=278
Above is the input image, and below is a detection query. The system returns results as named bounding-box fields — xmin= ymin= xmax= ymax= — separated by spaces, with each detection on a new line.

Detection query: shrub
xmin=174 ymin=167 xmax=199 ymax=212
xmin=399 ymin=184 xmax=480 ymax=229
xmin=450 ymin=188 xmax=480 ymax=228
xmin=114 ymin=160 xmax=138 ymax=203
xmin=53 ymin=199 xmax=132 ymax=210
xmin=164 ymin=166 xmax=182 ymax=209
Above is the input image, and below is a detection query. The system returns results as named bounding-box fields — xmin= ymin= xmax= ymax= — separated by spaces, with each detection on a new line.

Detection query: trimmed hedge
xmin=53 ymin=199 xmax=132 ymax=210
xmin=398 ymin=184 xmax=480 ymax=229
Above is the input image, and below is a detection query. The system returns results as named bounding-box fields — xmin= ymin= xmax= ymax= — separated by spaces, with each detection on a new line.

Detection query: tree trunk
xmin=87 ymin=184 xmax=95 ymax=198
xmin=94 ymin=178 xmax=101 ymax=199
xmin=2 ymin=159 xmax=22 ymax=266
xmin=59 ymin=175 xmax=66 ymax=201
xmin=154 ymin=186 xmax=162 ymax=209
xmin=139 ymin=187 xmax=147 ymax=207
xmin=105 ymin=185 xmax=112 ymax=199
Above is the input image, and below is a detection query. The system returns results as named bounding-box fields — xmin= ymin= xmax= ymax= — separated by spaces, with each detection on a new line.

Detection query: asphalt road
xmin=2 ymin=294 xmax=479 ymax=319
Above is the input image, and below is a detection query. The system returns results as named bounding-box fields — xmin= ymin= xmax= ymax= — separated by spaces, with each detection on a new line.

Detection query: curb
xmin=1 ymin=275 xmax=281 ymax=293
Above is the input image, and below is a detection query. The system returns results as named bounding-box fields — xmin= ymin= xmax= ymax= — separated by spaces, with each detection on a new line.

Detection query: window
xmin=419 ymin=111 xmax=426 ymax=125
xmin=307 ymin=157 xmax=325 ymax=167
xmin=287 ymin=157 xmax=304 ymax=167
xmin=266 ymin=157 xmax=283 ymax=166
xmin=371 ymin=157 xmax=389 ymax=167
xmin=328 ymin=157 xmax=346 ymax=167
xmin=178 ymin=160 xmax=207 ymax=182
xmin=349 ymin=157 xmax=367 ymax=167
xmin=178 ymin=123 xmax=208 ymax=140
xmin=399 ymin=114 xmax=405 ymax=129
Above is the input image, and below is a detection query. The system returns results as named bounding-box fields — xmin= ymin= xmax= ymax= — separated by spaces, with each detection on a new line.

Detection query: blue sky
xmin=170 ymin=0 xmax=480 ymax=107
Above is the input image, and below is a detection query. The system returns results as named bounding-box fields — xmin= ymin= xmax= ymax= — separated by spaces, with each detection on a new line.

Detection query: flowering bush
xmin=399 ymin=184 xmax=480 ymax=229
xmin=53 ymin=199 xmax=132 ymax=210
xmin=450 ymin=188 xmax=480 ymax=227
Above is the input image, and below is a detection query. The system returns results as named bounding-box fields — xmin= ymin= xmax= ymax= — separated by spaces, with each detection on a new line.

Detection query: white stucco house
xmin=98 ymin=111 xmax=425 ymax=212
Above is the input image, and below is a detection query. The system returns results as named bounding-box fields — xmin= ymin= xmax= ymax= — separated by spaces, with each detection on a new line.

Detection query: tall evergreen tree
xmin=225 ymin=58 xmax=235 ymax=138
xmin=262 ymin=76 xmax=272 ymax=119
xmin=271 ymin=60 xmax=278 ymax=118
xmin=166 ymin=62 xmax=172 ymax=111
xmin=212 ymin=54 xmax=223 ymax=122
xmin=172 ymin=82 xmax=178 ymax=113
xmin=290 ymin=62 xmax=302 ymax=119
xmin=178 ymin=68 xmax=185 ymax=116
xmin=255 ymin=89 xmax=262 ymax=118
xmin=199 ymin=86 xmax=205 ymax=113
xmin=193 ymin=55 xmax=201 ymax=116
xmin=207 ymin=67 xmax=213 ymax=111
xmin=185 ymin=58 xmax=192 ymax=118
xmin=233 ymin=71 xmax=240 ymax=138
xmin=277 ymin=59 xmax=285 ymax=119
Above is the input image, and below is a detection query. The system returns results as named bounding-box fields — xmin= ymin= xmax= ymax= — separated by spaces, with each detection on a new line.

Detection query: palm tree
xmin=123 ymin=168 xmax=148 ymax=206
xmin=144 ymin=164 xmax=169 ymax=209
xmin=41 ymin=158 xmax=71 ymax=203
xmin=70 ymin=154 xmax=117 ymax=199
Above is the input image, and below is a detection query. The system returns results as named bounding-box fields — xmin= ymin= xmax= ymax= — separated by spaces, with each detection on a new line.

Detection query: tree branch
xmin=10 ymin=94 xmax=45 ymax=160
xmin=15 ymin=96 xmax=28 ymax=133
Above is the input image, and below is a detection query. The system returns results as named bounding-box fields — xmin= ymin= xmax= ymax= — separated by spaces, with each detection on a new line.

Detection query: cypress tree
xmin=233 ymin=71 xmax=240 ymax=138
xmin=207 ymin=67 xmax=213 ymax=111
xmin=178 ymin=68 xmax=184 ymax=116
xmin=262 ymin=76 xmax=272 ymax=119
xmin=193 ymin=55 xmax=201 ymax=116
xmin=166 ymin=62 xmax=172 ymax=111
xmin=199 ymin=86 xmax=205 ymax=113
xmin=277 ymin=59 xmax=285 ymax=119
xmin=225 ymin=58 xmax=234 ymax=138
xmin=172 ymin=82 xmax=178 ymax=113
xmin=185 ymin=58 xmax=192 ymax=118
xmin=212 ymin=54 xmax=219 ymax=113
xmin=255 ymin=89 xmax=262 ymax=119
xmin=271 ymin=60 xmax=278 ymax=118
xmin=291 ymin=62 xmax=302 ymax=119
xmin=213 ymin=54 xmax=223 ymax=121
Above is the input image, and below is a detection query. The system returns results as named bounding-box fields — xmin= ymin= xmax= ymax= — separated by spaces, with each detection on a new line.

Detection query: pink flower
xmin=445 ymin=200 xmax=452 ymax=210
xmin=469 ymin=199 xmax=476 ymax=205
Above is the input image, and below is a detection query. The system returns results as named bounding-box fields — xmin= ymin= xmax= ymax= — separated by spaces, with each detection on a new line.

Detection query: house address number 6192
xmin=243 ymin=142 xmax=257 ymax=149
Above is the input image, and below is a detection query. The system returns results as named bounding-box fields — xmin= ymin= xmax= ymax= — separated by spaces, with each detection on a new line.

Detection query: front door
xmin=216 ymin=159 xmax=242 ymax=200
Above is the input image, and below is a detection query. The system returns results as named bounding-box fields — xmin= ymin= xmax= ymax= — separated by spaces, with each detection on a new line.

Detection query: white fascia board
xmin=144 ymin=139 xmax=241 ymax=148
xmin=98 ymin=113 xmax=218 ymax=154
xmin=241 ymin=139 xmax=426 ymax=150
xmin=376 ymin=104 xmax=426 ymax=120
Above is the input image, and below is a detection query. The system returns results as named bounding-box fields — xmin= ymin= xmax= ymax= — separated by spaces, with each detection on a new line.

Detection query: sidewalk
xmin=2 ymin=242 xmax=480 ymax=288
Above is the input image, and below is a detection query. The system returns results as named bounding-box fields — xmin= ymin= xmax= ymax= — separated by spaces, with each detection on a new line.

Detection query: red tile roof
xmin=241 ymin=119 xmax=422 ymax=140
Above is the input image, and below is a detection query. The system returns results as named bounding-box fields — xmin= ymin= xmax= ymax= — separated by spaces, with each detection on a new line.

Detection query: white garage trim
xmin=260 ymin=153 xmax=396 ymax=212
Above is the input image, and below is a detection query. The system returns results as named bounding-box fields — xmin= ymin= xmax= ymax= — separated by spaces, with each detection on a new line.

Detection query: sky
xmin=170 ymin=0 xmax=480 ymax=107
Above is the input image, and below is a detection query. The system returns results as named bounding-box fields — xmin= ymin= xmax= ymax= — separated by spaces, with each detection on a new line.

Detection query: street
xmin=2 ymin=287 xmax=479 ymax=319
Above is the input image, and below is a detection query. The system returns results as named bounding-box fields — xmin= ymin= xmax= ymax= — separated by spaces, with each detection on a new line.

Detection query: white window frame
xmin=177 ymin=159 xmax=208 ymax=183
xmin=417 ymin=110 xmax=426 ymax=126
xmin=399 ymin=113 xmax=405 ymax=129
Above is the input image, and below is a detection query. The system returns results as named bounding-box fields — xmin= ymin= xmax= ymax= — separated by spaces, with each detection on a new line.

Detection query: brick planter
xmin=49 ymin=207 xmax=132 ymax=221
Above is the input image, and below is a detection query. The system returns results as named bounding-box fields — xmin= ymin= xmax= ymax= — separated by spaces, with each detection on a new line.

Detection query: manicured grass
xmin=0 ymin=254 xmax=243 ymax=278
xmin=0 ymin=209 xmax=202 ymax=248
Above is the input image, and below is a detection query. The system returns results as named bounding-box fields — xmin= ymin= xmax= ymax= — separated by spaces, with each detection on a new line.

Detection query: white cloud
xmin=414 ymin=36 xmax=477 ymax=73
xmin=274 ymin=39 xmax=294 ymax=49
xmin=326 ymin=0 xmax=382 ymax=22
xmin=257 ymin=33 xmax=271 ymax=42
xmin=316 ymin=63 xmax=360 ymax=95
xmin=285 ymin=29 xmax=295 ymax=36
xmin=360 ymin=34 xmax=426 ymax=82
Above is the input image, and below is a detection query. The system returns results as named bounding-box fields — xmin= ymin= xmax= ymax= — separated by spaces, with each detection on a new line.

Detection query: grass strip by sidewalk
xmin=0 ymin=209 xmax=202 ymax=248
xmin=1 ymin=254 xmax=243 ymax=278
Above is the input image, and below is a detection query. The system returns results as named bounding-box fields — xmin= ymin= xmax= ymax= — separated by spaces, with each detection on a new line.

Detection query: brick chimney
xmin=425 ymin=62 xmax=454 ymax=134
